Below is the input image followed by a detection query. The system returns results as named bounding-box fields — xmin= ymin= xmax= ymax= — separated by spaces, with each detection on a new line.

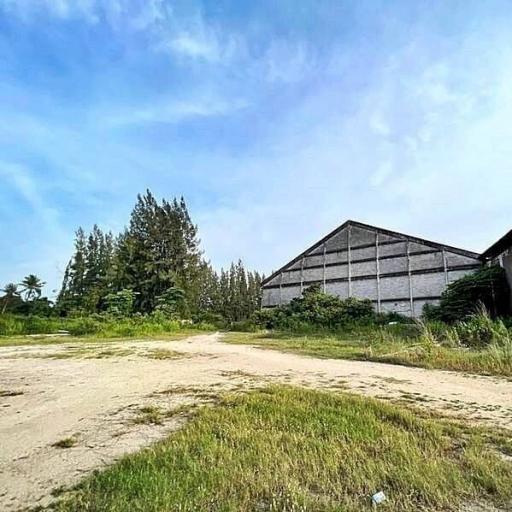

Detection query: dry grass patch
xmin=143 ymin=348 xmax=185 ymax=360
xmin=226 ymin=331 xmax=512 ymax=378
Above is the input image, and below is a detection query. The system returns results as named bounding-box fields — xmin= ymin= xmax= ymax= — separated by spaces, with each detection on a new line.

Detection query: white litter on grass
xmin=371 ymin=491 xmax=386 ymax=505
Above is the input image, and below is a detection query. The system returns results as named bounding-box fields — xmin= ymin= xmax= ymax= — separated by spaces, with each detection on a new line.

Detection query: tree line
xmin=0 ymin=275 xmax=50 ymax=315
xmin=2 ymin=191 xmax=263 ymax=322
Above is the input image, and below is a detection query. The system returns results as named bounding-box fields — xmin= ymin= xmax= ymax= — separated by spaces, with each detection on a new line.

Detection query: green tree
xmin=104 ymin=289 xmax=135 ymax=318
xmin=55 ymin=190 xmax=263 ymax=322
xmin=1 ymin=283 xmax=21 ymax=314
xmin=423 ymin=265 xmax=510 ymax=322
xmin=155 ymin=287 xmax=187 ymax=318
xmin=20 ymin=274 xmax=45 ymax=302
xmin=118 ymin=191 xmax=202 ymax=313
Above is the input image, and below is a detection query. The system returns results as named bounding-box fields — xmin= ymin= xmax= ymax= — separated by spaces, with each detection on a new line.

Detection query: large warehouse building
xmin=261 ymin=220 xmax=482 ymax=317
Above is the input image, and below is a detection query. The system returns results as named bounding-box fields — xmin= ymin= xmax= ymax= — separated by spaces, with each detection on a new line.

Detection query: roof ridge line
xmin=261 ymin=219 xmax=480 ymax=286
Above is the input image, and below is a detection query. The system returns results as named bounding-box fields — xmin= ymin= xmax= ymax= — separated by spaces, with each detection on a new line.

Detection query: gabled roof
xmin=481 ymin=228 xmax=512 ymax=260
xmin=262 ymin=220 xmax=480 ymax=286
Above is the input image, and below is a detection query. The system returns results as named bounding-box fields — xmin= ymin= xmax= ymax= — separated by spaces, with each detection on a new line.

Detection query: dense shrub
xmin=254 ymin=285 xmax=377 ymax=330
xmin=423 ymin=265 xmax=510 ymax=322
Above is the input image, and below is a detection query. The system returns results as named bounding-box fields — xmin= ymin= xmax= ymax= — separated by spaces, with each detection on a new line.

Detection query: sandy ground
xmin=1 ymin=332 xmax=512 ymax=511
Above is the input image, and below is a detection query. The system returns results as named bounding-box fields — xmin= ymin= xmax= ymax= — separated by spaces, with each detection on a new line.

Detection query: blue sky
xmin=0 ymin=0 xmax=511 ymax=297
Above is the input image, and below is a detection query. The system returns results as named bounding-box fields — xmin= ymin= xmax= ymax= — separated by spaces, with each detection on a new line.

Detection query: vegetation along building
xmin=261 ymin=220 xmax=482 ymax=317
xmin=481 ymin=228 xmax=512 ymax=309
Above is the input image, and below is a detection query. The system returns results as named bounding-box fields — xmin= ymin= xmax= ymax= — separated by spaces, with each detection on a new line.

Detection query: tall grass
xmin=52 ymin=386 xmax=512 ymax=511
xmin=0 ymin=313 xmax=215 ymax=339
xmin=227 ymin=312 xmax=512 ymax=377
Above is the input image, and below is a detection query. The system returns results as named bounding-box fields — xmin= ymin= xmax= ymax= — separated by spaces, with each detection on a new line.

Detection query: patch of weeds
xmin=144 ymin=349 xmax=184 ymax=360
xmin=53 ymin=436 xmax=78 ymax=449
xmin=85 ymin=348 xmax=135 ymax=359
xmin=219 ymin=370 xmax=255 ymax=378
xmin=375 ymin=376 xmax=412 ymax=384
xmin=0 ymin=389 xmax=24 ymax=397
xmin=51 ymin=386 xmax=512 ymax=512
xmin=329 ymin=380 xmax=349 ymax=391
xmin=156 ymin=386 xmax=219 ymax=400
xmin=399 ymin=392 xmax=431 ymax=403
xmin=133 ymin=406 xmax=164 ymax=425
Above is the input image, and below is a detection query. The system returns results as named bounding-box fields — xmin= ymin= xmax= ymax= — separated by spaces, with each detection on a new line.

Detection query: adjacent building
xmin=481 ymin=228 xmax=512 ymax=310
xmin=261 ymin=220 xmax=482 ymax=317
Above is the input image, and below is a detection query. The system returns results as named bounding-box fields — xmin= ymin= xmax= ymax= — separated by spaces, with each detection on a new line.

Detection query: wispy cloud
xmin=100 ymin=95 xmax=248 ymax=127
xmin=1 ymin=0 xmax=511 ymax=294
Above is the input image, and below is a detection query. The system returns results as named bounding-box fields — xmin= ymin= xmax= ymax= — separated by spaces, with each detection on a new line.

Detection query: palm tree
xmin=1 ymin=283 xmax=20 ymax=314
xmin=20 ymin=274 xmax=46 ymax=302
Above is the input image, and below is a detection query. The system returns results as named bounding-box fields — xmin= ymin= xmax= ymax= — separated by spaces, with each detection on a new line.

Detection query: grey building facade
xmin=261 ymin=220 xmax=481 ymax=317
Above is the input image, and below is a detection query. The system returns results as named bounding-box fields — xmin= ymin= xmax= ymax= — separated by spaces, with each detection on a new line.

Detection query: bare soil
xmin=1 ymin=332 xmax=512 ymax=511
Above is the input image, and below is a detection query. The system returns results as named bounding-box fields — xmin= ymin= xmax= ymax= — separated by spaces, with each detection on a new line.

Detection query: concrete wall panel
xmin=352 ymin=261 xmax=377 ymax=277
xmin=411 ymin=272 xmax=446 ymax=297
xmin=326 ymin=252 xmax=348 ymax=265
xmin=379 ymin=242 xmax=407 ymax=257
xmin=445 ymin=253 xmax=480 ymax=266
xmin=325 ymin=265 xmax=348 ymax=280
xmin=351 ymin=246 xmax=376 ymax=260
xmin=350 ymin=226 xmax=375 ymax=246
xmin=448 ymin=268 xmax=478 ymax=283
xmin=302 ymin=267 xmax=324 ymax=282
xmin=380 ymin=275 xmax=410 ymax=299
xmin=281 ymin=286 xmax=302 ymax=303
xmin=352 ymin=279 xmax=378 ymax=300
xmin=378 ymin=233 xmax=401 ymax=243
xmin=304 ymin=255 xmax=324 ymax=267
xmin=380 ymin=256 xmax=408 ymax=274
xmin=409 ymin=242 xmax=432 ymax=253
xmin=409 ymin=252 xmax=443 ymax=271
xmin=264 ymin=275 xmax=280 ymax=287
xmin=325 ymin=229 xmax=348 ymax=251
xmin=325 ymin=281 xmax=349 ymax=299
xmin=308 ymin=244 xmax=325 ymax=255
xmin=262 ymin=288 xmax=281 ymax=307
xmin=281 ymin=270 xmax=301 ymax=285
xmin=288 ymin=260 xmax=302 ymax=271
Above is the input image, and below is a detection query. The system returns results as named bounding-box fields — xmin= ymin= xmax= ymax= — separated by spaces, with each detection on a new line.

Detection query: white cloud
xmin=261 ymin=41 xmax=313 ymax=84
xmin=1 ymin=0 xmax=100 ymax=23
xmin=99 ymin=95 xmax=248 ymax=126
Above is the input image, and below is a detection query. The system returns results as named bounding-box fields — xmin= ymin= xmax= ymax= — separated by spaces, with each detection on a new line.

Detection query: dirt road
xmin=1 ymin=332 xmax=512 ymax=511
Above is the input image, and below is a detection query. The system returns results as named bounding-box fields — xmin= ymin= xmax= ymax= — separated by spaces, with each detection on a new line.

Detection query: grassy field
xmin=225 ymin=331 xmax=512 ymax=378
xmin=0 ymin=330 xmax=208 ymax=348
xmin=0 ymin=313 xmax=217 ymax=339
xmin=49 ymin=386 xmax=512 ymax=511
xmin=0 ymin=313 xmax=216 ymax=347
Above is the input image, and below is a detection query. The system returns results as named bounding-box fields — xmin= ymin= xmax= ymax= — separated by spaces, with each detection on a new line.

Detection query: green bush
xmin=104 ymin=289 xmax=135 ymax=318
xmin=254 ymin=285 xmax=377 ymax=330
xmin=230 ymin=320 xmax=260 ymax=332
xmin=423 ymin=265 xmax=510 ymax=322
xmin=453 ymin=312 xmax=512 ymax=348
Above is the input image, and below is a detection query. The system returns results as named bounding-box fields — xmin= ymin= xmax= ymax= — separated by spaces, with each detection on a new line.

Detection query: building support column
xmin=322 ymin=245 xmax=327 ymax=292
xmin=348 ymin=225 xmax=352 ymax=297
xmin=407 ymin=241 xmax=414 ymax=317
xmin=442 ymin=249 xmax=449 ymax=285
xmin=300 ymin=258 xmax=305 ymax=295
xmin=376 ymin=232 xmax=381 ymax=313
